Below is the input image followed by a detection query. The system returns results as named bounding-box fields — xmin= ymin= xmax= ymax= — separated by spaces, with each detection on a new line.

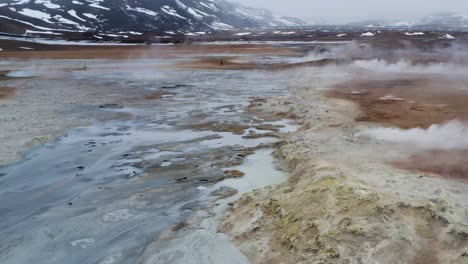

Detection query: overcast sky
xmin=231 ymin=0 xmax=468 ymax=23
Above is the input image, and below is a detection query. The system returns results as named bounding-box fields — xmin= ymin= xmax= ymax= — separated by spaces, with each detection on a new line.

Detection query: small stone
xmin=210 ymin=187 xmax=238 ymax=198
xmin=175 ymin=177 xmax=188 ymax=182
xmin=224 ymin=170 xmax=245 ymax=178
xmin=99 ymin=103 xmax=123 ymax=109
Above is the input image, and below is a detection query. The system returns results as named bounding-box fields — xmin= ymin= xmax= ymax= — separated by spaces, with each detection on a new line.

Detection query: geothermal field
xmin=0 ymin=32 xmax=468 ymax=264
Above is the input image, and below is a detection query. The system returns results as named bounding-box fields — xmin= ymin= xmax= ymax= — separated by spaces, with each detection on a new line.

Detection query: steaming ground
xmin=2 ymin=39 xmax=468 ymax=263
xmin=221 ymin=41 xmax=468 ymax=263
xmin=363 ymin=120 xmax=468 ymax=150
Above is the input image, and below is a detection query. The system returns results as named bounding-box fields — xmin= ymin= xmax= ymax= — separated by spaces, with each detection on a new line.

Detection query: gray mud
xmin=0 ymin=58 xmax=296 ymax=264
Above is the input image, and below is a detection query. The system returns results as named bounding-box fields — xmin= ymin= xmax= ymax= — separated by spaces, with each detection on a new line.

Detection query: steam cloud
xmin=362 ymin=120 xmax=468 ymax=150
xmin=352 ymin=59 xmax=468 ymax=75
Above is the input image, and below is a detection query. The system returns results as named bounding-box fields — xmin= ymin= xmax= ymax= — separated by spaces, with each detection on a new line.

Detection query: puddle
xmin=200 ymin=131 xmax=278 ymax=148
xmin=138 ymin=149 xmax=287 ymax=264
xmin=217 ymin=149 xmax=287 ymax=192
xmin=263 ymin=119 xmax=300 ymax=133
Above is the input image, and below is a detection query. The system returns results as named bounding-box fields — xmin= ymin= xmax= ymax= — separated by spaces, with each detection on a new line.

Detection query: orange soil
xmin=393 ymin=150 xmax=468 ymax=180
xmin=329 ymin=77 xmax=468 ymax=129
xmin=0 ymin=43 xmax=301 ymax=60
xmin=0 ymin=86 xmax=15 ymax=99
xmin=329 ymin=75 xmax=468 ymax=180
xmin=177 ymin=58 xmax=339 ymax=70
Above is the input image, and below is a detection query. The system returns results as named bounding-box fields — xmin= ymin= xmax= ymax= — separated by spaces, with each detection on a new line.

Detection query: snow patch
xmin=35 ymin=0 xmax=60 ymax=9
xmin=126 ymin=5 xmax=158 ymax=16
xmin=441 ymin=34 xmax=456 ymax=39
xmin=68 ymin=10 xmax=86 ymax=22
xmin=161 ymin=5 xmax=186 ymax=20
xmin=83 ymin=13 xmax=97 ymax=20
xmin=360 ymin=32 xmax=375 ymax=37
xmin=405 ymin=32 xmax=425 ymax=36
xmin=234 ymin=32 xmax=251 ymax=36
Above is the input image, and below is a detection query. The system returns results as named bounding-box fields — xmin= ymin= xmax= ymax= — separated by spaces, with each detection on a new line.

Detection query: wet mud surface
xmin=0 ymin=56 xmax=297 ymax=264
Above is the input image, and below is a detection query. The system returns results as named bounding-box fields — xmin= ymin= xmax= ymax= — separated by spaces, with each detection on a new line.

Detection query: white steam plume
xmin=362 ymin=120 xmax=468 ymax=150
xmin=352 ymin=59 xmax=468 ymax=75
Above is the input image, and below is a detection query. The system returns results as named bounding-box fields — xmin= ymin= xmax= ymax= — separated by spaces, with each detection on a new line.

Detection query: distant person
xmin=220 ymin=60 xmax=224 ymax=67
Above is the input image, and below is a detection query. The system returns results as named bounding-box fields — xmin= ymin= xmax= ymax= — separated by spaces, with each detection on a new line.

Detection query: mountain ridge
xmin=0 ymin=0 xmax=304 ymax=35
xmin=340 ymin=13 xmax=468 ymax=30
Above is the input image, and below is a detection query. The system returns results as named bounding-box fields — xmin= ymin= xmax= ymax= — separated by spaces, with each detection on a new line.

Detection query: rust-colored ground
xmin=0 ymin=86 xmax=15 ymax=99
xmin=393 ymin=150 xmax=468 ymax=180
xmin=177 ymin=57 xmax=259 ymax=70
xmin=143 ymin=91 xmax=175 ymax=100
xmin=329 ymin=75 xmax=468 ymax=180
xmin=0 ymin=41 xmax=301 ymax=60
xmin=329 ymin=77 xmax=468 ymax=129
xmin=177 ymin=57 xmax=340 ymax=70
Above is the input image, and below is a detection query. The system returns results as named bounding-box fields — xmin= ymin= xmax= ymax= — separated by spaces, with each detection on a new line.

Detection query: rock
xmin=211 ymin=187 xmax=238 ymax=199
xmin=160 ymin=84 xmax=187 ymax=89
xmin=171 ymin=221 xmax=189 ymax=231
xmin=99 ymin=104 xmax=123 ymax=109
xmin=175 ymin=177 xmax=188 ymax=182
xmin=224 ymin=170 xmax=245 ymax=178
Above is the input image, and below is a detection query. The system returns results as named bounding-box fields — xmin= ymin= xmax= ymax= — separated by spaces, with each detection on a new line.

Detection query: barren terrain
xmin=220 ymin=40 xmax=468 ymax=264
xmin=1 ymin=36 xmax=468 ymax=263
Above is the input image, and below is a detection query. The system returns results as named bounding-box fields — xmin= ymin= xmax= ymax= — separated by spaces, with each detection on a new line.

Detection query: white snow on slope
xmin=161 ymin=5 xmax=187 ymax=20
xmin=441 ymin=34 xmax=456 ymax=39
xmin=35 ymin=0 xmax=60 ymax=9
xmin=11 ymin=0 xmax=30 ymax=5
xmin=68 ymin=10 xmax=86 ymax=22
xmin=0 ymin=14 xmax=56 ymax=30
xmin=126 ymin=5 xmax=158 ymax=16
xmin=83 ymin=13 xmax=97 ymax=19
xmin=86 ymin=0 xmax=109 ymax=10
xmin=405 ymin=32 xmax=425 ymax=36
xmin=210 ymin=21 xmax=234 ymax=30
xmin=234 ymin=32 xmax=252 ymax=36
xmin=19 ymin=8 xmax=52 ymax=21
xmin=360 ymin=32 xmax=375 ymax=37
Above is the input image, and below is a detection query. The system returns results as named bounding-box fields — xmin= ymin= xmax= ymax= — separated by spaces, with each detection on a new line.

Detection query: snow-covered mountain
xmin=345 ymin=13 xmax=468 ymax=30
xmin=0 ymin=0 xmax=304 ymax=34
xmin=418 ymin=13 xmax=468 ymax=30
